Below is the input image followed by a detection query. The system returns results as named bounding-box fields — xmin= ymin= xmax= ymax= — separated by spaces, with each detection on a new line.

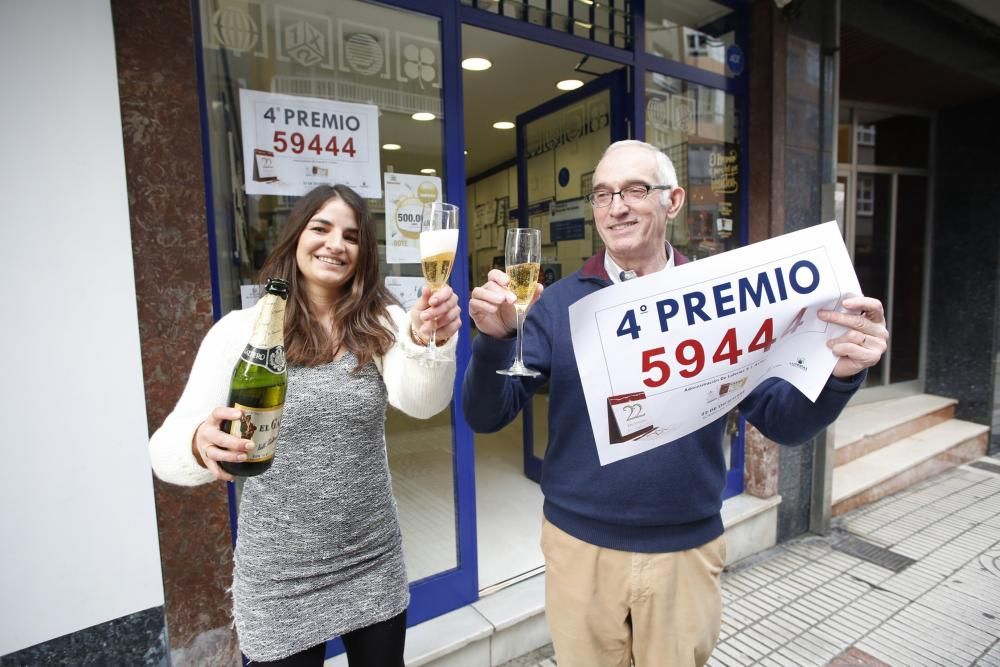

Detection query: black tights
xmin=250 ymin=609 xmax=407 ymax=667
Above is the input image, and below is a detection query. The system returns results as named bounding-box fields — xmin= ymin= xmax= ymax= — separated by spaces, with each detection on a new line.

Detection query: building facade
xmin=3 ymin=0 xmax=999 ymax=663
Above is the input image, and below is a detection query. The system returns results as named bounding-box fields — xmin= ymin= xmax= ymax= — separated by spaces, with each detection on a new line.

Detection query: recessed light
xmin=462 ymin=57 xmax=492 ymax=71
xmin=464 ymin=150 xmax=468 ymax=155
xmin=557 ymin=79 xmax=584 ymax=91
xmin=382 ymin=143 xmax=402 ymax=150
xmin=492 ymin=121 xmax=515 ymax=130
xmin=420 ymin=168 xmax=437 ymax=174
xmin=411 ymin=112 xmax=436 ymax=121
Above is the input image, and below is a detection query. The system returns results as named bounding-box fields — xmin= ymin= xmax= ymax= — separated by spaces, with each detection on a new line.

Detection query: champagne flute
xmin=497 ymin=227 xmax=542 ymax=377
xmin=417 ymin=202 xmax=459 ymax=361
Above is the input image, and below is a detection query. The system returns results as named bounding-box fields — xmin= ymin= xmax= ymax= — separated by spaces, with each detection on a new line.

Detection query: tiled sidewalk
xmin=504 ymin=456 xmax=1000 ymax=666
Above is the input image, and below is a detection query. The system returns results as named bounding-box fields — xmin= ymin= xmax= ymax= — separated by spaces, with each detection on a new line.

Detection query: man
xmin=463 ymin=140 xmax=888 ymax=666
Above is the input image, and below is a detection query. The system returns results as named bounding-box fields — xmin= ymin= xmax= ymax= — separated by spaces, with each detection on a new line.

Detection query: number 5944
xmin=639 ymin=312 xmax=804 ymax=388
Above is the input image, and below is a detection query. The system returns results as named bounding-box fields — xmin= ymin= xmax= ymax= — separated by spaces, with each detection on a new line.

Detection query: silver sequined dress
xmin=231 ymin=353 xmax=408 ymax=661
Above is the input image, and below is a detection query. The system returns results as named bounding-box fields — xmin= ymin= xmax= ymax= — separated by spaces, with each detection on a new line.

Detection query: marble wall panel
xmin=111 ymin=0 xmax=239 ymax=663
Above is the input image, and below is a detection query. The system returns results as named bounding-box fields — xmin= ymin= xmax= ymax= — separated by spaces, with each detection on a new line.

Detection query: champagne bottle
xmin=219 ymin=278 xmax=289 ymax=477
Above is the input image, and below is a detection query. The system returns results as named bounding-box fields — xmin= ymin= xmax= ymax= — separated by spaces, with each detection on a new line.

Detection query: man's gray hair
xmin=598 ymin=140 xmax=678 ymax=205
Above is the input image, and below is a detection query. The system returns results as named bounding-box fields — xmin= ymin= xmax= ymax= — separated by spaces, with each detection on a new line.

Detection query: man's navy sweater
xmin=462 ymin=249 xmax=864 ymax=553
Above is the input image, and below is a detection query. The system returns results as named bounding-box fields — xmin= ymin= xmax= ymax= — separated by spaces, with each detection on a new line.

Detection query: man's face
xmin=591 ymin=147 xmax=678 ymax=269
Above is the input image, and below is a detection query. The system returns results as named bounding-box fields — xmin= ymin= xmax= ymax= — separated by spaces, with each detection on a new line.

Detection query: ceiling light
xmin=462 ymin=57 xmax=492 ymax=71
xmin=578 ymin=0 xmax=595 ymax=5
xmin=574 ymin=20 xmax=593 ymax=29
xmin=382 ymin=143 xmax=401 ymax=150
xmin=492 ymin=121 xmax=515 ymax=130
xmin=420 ymin=168 xmax=437 ymax=175
xmin=411 ymin=112 xmax=436 ymax=121
xmin=557 ymin=79 xmax=584 ymax=91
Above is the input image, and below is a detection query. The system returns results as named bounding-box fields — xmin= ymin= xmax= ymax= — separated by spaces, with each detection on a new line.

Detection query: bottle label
xmin=229 ymin=402 xmax=284 ymax=463
xmin=240 ymin=344 xmax=287 ymax=374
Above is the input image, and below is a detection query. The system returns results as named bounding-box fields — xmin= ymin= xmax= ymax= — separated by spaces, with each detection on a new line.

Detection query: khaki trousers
xmin=540 ymin=519 xmax=726 ymax=667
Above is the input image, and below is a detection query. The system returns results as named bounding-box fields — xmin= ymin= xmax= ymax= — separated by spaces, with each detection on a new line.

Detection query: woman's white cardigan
xmin=149 ymin=303 xmax=457 ymax=486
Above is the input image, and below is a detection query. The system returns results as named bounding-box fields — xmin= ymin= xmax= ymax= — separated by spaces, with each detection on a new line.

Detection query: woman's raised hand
xmin=409 ymin=285 xmax=461 ymax=346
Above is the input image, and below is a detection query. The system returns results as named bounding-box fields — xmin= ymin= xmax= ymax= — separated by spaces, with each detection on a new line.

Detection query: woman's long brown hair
xmin=257 ymin=184 xmax=397 ymax=370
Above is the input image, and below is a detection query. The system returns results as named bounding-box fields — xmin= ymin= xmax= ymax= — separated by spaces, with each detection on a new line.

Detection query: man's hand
xmin=468 ymin=269 xmax=543 ymax=339
xmin=818 ymin=296 xmax=889 ymax=378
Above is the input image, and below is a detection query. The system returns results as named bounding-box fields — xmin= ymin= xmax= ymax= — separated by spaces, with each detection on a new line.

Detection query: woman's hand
xmin=410 ymin=285 xmax=461 ymax=346
xmin=192 ymin=407 xmax=253 ymax=482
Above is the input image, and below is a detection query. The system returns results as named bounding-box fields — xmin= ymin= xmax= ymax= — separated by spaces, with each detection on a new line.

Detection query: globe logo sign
xmin=344 ymin=33 xmax=383 ymax=76
xmin=212 ymin=7 xmax=259 ymax=52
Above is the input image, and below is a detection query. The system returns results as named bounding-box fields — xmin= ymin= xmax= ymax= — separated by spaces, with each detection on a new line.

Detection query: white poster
xmin=385 ymin=276 xmax=426 ymax=311
xmin=239 ymin=89 xmax=381 ymax=198
xmin=569 ymin=222 xmax=862 ymax=465
xmin=384 ymin=172 xmax=442 ymax=264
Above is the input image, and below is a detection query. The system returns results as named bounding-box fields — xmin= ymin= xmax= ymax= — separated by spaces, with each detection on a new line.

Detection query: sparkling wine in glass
xmin=497 ymin=227 xmax=542 ymax=377
xmin=418 ymin=202 xmax=459 ymax=361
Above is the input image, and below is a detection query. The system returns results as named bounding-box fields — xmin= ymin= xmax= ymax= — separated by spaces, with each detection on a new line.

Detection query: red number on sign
xmin=712 ymin=328 xmax=743 ymax=365
xmin=308 ymin=135 xmax=322 ymax=155
xmin=342 ymin=137 xmax=356 ymax=157
xmin=642 ymin=347 xmax=670 ymax=388
xmin=748 ymin=318 xmax=776 ymax=353
xmin=325 ymin=136 xmax=339 ymax=156
xmin=676 ymin=339 xmax=705 ymax=378
xmin=290 ymin=132 xmax=305 ymax=154
xmin=273 ymin=130 xmax=287 ymax=152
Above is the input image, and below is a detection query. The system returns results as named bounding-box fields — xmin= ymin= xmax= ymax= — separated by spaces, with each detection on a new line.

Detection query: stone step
xmin=831 ymin=418 xmax=988 ymax=517
xmin=325 ymin=493 xmax=781 ymax=667
xmin=834 ymin=394 xmax=957 ymax=467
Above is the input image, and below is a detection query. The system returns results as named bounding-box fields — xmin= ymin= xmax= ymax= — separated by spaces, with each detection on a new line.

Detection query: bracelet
xmin=410 ymin=321 xmax=449 ymax=347
xmin=410 ymin=321 xmax=429 ymax=346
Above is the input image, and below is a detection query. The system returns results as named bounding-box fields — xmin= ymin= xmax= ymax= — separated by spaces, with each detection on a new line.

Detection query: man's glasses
xmin=587 ymin=184 xmax=672 ymax=208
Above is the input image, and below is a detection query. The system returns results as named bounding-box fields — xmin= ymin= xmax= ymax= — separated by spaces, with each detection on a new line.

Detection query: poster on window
xmin=239 ymin=89 xmax=381 ymax=198
xmin=384 ymin=172 xmax=442 ymax=264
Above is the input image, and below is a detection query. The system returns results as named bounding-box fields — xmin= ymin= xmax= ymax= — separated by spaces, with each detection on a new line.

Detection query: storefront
xmin=190 ymin=0 xmax=752 ymax=653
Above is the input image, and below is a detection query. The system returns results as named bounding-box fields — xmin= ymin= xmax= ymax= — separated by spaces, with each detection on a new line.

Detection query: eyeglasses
xmin=587 ymin=184 xmax=672 ymax=208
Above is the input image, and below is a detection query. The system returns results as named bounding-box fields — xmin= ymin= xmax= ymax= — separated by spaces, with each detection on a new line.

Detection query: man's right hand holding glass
xmin=468 ymin=268 xmax=544 ymax=338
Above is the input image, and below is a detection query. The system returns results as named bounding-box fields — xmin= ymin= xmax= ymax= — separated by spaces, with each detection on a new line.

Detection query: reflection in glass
xmin=890 ymin=176 xmax=927 ymax=383
xmin=853 ymin=173 xmax=891 ymax=387
xmin=645 ymin=72 xmax=741 ymax=261
xmin=644 ymin=0 xmax=736 ymax=76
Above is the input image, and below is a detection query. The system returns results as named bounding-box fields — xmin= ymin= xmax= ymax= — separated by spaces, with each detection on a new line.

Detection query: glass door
xmin=515 ymin=70 xmax=628 ymax=481
xmin=837 ymin=105 xmax=932 ymax=399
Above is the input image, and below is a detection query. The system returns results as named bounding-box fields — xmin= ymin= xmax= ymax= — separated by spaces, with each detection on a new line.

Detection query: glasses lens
xmin=590 ymin=191 xmax=610 ymax=206
xmin=623 ymin=186 xmax=649 ymax=203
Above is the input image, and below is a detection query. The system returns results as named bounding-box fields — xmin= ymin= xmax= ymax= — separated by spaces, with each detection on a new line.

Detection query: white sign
xmin=385 ymin=276 xmax=426 ymax=311
xmin=239 ymin=89 xmax=381 ymax=198
xmin=384 ymin=172 xmax=442 ymax=264
xmin=569 ymin=222 xmax=861 ymax=465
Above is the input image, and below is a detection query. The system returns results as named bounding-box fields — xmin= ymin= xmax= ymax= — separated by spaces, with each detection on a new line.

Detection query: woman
xmin=149 ymin=184 xmax=460 ymax=666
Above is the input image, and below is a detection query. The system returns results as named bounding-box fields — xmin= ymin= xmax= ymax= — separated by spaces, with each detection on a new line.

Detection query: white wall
xmin=0 ymin=1 xmax=164 ymax=655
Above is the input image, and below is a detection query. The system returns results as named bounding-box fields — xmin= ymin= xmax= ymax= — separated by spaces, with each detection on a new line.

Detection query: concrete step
xmin=325 ymin=493 xmax=781 ymax=667
xmin=832 ymin=418 xmax=988 ymax=517
xmin=834 ymin=394 xmax=956 ymax=467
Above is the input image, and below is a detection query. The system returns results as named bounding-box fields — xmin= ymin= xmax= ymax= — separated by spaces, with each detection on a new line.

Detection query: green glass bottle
xmin=220 ymin=277 xmax=289 ymax=477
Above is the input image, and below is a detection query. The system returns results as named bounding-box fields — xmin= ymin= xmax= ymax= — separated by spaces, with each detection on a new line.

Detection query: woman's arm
xmin=148 ymin=309 xmax=251 ymax=485
xmin=380 ymin=304 xmax=457 ymax=419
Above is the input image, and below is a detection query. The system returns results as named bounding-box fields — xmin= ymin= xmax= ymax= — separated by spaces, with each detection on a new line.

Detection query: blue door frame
xmin=192 ymin=0 xmax=751 ymax=655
